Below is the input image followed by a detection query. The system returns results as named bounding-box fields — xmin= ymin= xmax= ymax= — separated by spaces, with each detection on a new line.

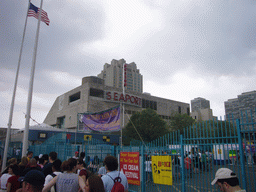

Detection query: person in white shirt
xmin=73 ymin=152 xmax=79 ymax=160
xmin=44 ymin=159 xmax=62 ymax=187
xmin=211 ymin=168 xmax=246 ymax=192
xmin=98 ymin=165 xmax=107 ymax=177
xmin=0 ymin=172 xmax=12 ymax=190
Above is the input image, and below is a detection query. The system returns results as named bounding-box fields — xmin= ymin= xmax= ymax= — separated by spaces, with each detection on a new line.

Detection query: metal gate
xmin=118 ymin=109 xmax=256 ymax=192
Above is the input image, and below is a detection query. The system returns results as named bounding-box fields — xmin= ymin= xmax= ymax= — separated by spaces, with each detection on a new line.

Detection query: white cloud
xmin=43 ymin=70 xmax=82 ymax=88
xmin=144 ymin=67 xmax=256 ymax=118
xmin=80 ymin=0 xmax=164 ymax=57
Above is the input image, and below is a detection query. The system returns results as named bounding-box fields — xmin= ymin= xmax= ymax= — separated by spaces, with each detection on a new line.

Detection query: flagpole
xmin=121 ymin=61 xmax=126 ymax=147
xmin=22 ymin=0 xmax=44 ymax=157
xmin=1 ymin=0 xmax=31 ymax=172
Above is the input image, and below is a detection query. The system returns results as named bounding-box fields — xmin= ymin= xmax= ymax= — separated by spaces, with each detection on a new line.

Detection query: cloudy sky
xmin=1 ymin=0 xmax=256 ymax=129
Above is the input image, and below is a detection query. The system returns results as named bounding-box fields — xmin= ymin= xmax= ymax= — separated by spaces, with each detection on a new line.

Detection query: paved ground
xmin=128 ymin=164 xmax=255 ymax=192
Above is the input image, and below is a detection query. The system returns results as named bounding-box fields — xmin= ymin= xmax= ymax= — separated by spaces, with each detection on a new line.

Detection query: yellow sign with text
xmin=152 ymin=156 xmax=172 ymax=185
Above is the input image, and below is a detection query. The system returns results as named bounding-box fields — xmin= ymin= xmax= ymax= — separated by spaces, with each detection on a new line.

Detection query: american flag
xmin=28 ymin=3 xmax=50 ymax=26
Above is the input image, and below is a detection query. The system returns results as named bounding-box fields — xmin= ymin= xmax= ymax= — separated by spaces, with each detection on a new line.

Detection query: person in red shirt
xmin=77 ymin=159 xmax=89 ymax=182
xmin=184 ymin=155 xmax=192 ymax=176
xmin=6 ymin=164 xmax=20 ymax=192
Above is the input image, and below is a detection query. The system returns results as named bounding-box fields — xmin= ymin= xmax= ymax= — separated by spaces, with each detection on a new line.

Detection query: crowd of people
xmin=0 ymin=149 xmax=247 ymax=192
xmin=0 ymin=151 xmax=128 ymax=192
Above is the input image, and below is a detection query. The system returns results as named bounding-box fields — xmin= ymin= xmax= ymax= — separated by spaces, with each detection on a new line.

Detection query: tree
xmin=169 ymin=113 xmax=195 ymax=134
xmin=123 ymin=108 xmax=169 ymax=145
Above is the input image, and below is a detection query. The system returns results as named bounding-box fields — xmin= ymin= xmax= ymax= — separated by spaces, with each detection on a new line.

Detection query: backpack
xmin=107 ymin=172 xmax=124 ymax=192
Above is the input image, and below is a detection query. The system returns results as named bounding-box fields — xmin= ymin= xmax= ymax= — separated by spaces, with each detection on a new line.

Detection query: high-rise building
xmin=97 ymin=59 xmax=143 ymax=93
xmin=191 ymin=97 xmax=210 ymax=112
xmin=190 ymin=97 xmax=215 ymax=121
xmin=225 ymin=90 xmax=256 ymax=121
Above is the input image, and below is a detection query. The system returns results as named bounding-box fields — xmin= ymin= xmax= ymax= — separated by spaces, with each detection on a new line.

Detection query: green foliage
xmin=123 ymin=108 xmax=169 ymax=145
xmin=168 ymin=113 xmax=195 ymax=134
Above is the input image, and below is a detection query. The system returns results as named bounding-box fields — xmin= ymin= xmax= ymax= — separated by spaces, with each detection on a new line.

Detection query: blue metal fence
xmin=26 ymin=109 xmax=256 ymax=192
xmin=116 ymin=110 xmax=256 ymax=192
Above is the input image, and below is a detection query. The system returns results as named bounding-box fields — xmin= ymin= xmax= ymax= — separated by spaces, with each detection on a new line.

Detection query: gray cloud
xmin=1 ymin=0 xmax=256 ymax=128
xmin=137 ymin=0 xmax=256 ymax=82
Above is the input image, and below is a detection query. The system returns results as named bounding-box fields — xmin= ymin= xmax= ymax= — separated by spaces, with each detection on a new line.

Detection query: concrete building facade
xmin=97 ymin=59 xmax=143 ymax=93
xmin=191 ymin=97 xmax=210 ymax=112
xmin=190 ymin=97 xmax=215 ymax=121
xmin=44 ymin=76 xmax=190 ymax=131
xmin=225 ymin=90 xmax=256 ymax=121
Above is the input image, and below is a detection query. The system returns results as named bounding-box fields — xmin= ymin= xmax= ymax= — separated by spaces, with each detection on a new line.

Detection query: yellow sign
xmin=151 ymin=156 xmax=172 ymax=185
xmin=103 ymin=136 xmax=110 ymax=142
xmin=84 ymin=135 xmax=92 ymax=141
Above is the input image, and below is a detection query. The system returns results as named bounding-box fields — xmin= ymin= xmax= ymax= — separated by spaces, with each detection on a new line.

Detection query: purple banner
xmin=82 ymin=106 xmax=120 ymax=132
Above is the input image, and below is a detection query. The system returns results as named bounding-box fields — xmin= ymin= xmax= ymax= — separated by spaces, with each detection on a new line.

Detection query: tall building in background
xmin=97 ymin=59 xmax=143 ymax=93
xmin=191 ymin=97 xmax=210 ymax=112
xmin=190 ymin=97 xmax=215 ymax=121
xmin=225 ymin=90 xmax=256 ymax=121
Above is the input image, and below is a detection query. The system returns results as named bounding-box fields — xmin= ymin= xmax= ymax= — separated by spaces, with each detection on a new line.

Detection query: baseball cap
xmin=75 ymin=151 xmax=79 ymax=154
xmin=19 ymin=170 xmax=45 ymax=186
xmin=211 ymin=168 xmax=237 ymax=185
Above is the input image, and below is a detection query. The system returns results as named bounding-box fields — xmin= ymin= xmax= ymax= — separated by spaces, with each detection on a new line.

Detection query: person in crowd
xmin=0 ymin=170 xmax=12 ymax=190
xmin=18 ymin=157 xmax=28 ymax=174
xmin=43 ymin=152 xmax=57 ymax=177
xmin=73 ymin=151 xmax=79 ymax=160
xmin=17 ymin=170 xmax=45 ymax=192
xmin=211 ymin=168 xmax=246 ymax=192
xmin=87 ymin=156 xmax=99 ymax=174
xmin=34 ymin=156 xmax=39 ymax=165
xmin=85 ymin=156 xmax=90 ymax=167
xmin=0 ymin=155 xmax=2 ymax=173
xmin=38 ymin=158 xmax=45 ymax=169
xmin=145 ymin=155 xmax=152 ymax=182
xmin=193 ymin=154 xmax=199 ymax=173
xmin=172 ymin=155 xmax=181 ymax=179
xmin=101 ymin=156 xmax=128 ymax=192
xmin=6 ymin=164 xmax=20 ymax=192
xmin=22 ymin=158 xmax=42 ymax=176
xmin=97 ymin=163 xmax=107 ymax=177
xmin=42 ymin=158 xmax=86 ymax=192
xmin=80 ymin=152 xmax=86 ymax=161
xmin=184 ymin=155 xmax=192 ymax=176
xmin=1 ymin=158 xmax=18 ymax=175
xmin=77 ymin=159 xmax=89 ymax=182
xmin=200 ymin=151 xmax=207 ymax=171
xmin=44 ymin=159 xmax=62 ymax=191
xmin=84 ymin=175 xmax=104 ymax=192
xmin=27 ymin=151 xmax=33 ymax=162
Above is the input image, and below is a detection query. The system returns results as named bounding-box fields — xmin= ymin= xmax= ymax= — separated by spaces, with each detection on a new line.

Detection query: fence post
xmin=180 ymin=134 xmax=185 ymax=192
xmin=236 ymin=119 xmax=247 ymax=190
xmin=141 ymin=145 xmax=145 ymax=192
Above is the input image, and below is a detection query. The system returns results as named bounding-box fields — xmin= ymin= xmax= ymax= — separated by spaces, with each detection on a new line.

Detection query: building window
xmin=178 ymin=106 xmax=181 ymax=114
xmin=154 ymin=101 xmax=157 ymax=110
xmin=89 ymin=88 xmax=104 ymax=98
xmin=142 ymin=99 xmax=157 ymax=110
xmin=187 ymin=107 xmax=190 ymax=115
xmin=57 ymin=116 xmax=65 ymax=129
xmin=69 ymin=92 xmax=80 ymax=103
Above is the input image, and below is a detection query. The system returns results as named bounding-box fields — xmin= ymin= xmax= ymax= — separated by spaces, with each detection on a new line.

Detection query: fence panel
xmin=27 ymin=109 xmax=255 ymax=192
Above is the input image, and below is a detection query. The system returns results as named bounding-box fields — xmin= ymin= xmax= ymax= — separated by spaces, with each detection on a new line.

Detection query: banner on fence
xmin=120 ymin=152 xmax=140 ymax=186
xmin=152 ymin=156 xmax=172 ymax=185
xmin=80 ymin=106 xmax=120 ymax=132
